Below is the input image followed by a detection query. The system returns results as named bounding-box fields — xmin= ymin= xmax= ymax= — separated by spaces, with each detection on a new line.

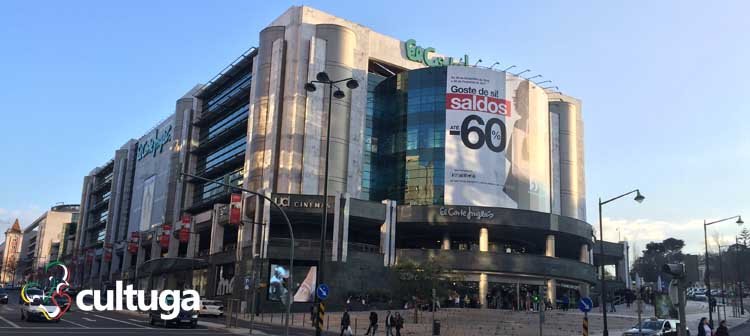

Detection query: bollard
xmin=327 ymin=315 xmax=330 ymax=330
xmin=354 ymin=318 xmax=358 ymax=335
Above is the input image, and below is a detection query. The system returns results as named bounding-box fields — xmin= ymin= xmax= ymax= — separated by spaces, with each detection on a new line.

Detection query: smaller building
xmin=17 ymin=204 xmax=79 ymax=283
xmin=0 ymin=219 xmax=23 ymax=285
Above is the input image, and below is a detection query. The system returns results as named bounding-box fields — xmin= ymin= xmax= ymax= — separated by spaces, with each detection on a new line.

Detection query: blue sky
xmin=0 ymin=1 xmax=747 ymax=255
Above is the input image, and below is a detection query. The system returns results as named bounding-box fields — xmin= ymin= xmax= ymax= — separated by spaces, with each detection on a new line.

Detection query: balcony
xmin=192 ymin=117 xmax=248 ymax=156
xmin=396 ymin=249 xmax=596 ymax=284
xmin=89 ymin=198 xmax=110 ymax=212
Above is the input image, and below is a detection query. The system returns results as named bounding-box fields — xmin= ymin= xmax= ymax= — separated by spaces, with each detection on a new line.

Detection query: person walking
xmin=365 ymin=311 xmax=378 ymax=335
xmin=394 ymin=312 xmax=404 ymax=336
xmin=562 ymin=294 xmax=569 ymax=311
xmin=384 ymin=310 xmax=393 ymax=336
xmin=340 ymin=309 xmax=351 ymax=336
xmin=609 ymin=295 xmax=617 ymax=313
xmin=697 ymin=317 xmax=712 ymax=336
xmin=716 ymin=320 xmax=730 ymax=336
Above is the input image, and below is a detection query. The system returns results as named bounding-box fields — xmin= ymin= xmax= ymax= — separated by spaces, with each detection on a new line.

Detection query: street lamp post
xmin=305 ymin=72 xmax=359 ymax=336
xmin=703 ymin=215 xmax=743 ymax=327
xmin=735 ymin=236 xmax=745 ymax=315
xmin=598 ymin=189 xmax=645 ymax=336
xmin=179 ymin=172 xmax=296 ymax=336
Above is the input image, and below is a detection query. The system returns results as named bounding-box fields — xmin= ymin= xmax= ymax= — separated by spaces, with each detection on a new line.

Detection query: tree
xmin=631 ymin=238 xmax=686 ymax=282
xmin=739 ymin=228 xmax=750 ymax=247
xmin=391 ymin=257 xmax=459 ymax=323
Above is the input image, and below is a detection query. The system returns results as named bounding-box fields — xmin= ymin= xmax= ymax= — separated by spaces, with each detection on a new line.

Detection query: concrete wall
xmin=246 ymin=6 xmax=425 ymax=197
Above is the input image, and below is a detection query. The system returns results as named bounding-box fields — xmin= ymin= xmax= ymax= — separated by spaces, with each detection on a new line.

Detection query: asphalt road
xmin=0 ymin=288 xmax=336 ymax=335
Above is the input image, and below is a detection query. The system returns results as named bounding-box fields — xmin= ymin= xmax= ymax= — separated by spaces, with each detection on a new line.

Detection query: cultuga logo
xmin=22 ymin=261 xmax=200 ymax=320
xmin=21 ymin=261 xmax=72 ymax=320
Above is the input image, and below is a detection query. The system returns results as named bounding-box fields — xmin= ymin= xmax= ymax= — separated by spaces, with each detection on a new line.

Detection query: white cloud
xmin=600 ymin=217 xmax=746 ymax=257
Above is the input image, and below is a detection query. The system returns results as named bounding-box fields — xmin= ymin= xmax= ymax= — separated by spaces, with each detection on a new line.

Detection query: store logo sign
xmin=405 ymin=39 xmax=469 ymax=67
xmin=137 ymin=125 xmax=173 ymax=161
xmin=439 ymin=206 xmax=494 ymax=220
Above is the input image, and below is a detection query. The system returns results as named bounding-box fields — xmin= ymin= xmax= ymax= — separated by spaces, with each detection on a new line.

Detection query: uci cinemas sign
xmin=404 ymin=39 xmax=469 ymax=67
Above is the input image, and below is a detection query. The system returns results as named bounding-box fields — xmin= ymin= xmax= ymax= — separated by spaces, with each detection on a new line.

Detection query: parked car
xmin=622 ymin=318 xmax=689 ymax=336
xmin=0 ymin=288 xmax=8 ymax=304
xmin=149 ymin=295 xmax=198 ymax=328
xmin=20 ymin=298 xmax=61 ymax=322
xmin=199 ymin=299 xmax=224 ymax=317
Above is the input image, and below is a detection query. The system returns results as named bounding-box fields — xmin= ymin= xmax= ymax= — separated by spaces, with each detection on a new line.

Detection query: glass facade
xmin=368 ymin=67 xmax=447 ymax=205
xmin=191 ymin=64 xmax=252 ymax=207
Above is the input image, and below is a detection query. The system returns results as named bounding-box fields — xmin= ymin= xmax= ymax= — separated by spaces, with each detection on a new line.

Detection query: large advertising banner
xmin=444 ymin=66 xmax=550 ymax=211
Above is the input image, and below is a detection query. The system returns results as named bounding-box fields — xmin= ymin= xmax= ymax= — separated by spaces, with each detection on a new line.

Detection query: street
xmin=0 ymin=289 xmax=332 ymax=335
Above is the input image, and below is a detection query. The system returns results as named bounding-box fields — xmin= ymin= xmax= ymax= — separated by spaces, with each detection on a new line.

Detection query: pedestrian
xmin=340 ymin=308 xmax=351 ymax=336
xmin=365 ymin=311 xmax=378 ymax=335
xmin=562 ymin=294 xmax=569 ymax=311
xmin=609 ymin=296 xmax=616 ymax=312
xmin=716 ymin=320 xmax=729 ymax=336
xmin=385 ymin=310 xmax=393 ymax=336
xmin=697 ymin=317 xmax=712 ymax=336
xmin=394 ymin=312 xmax=404 ymax=336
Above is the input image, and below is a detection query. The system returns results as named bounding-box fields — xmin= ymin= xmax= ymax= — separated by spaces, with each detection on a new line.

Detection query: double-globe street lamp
xmin=599 ymin=189 xmax=645 ymax=336
xmin=703 ymin=214 xmax=743 ymax=327
xmin=305 ymin=72 xmax=359 ymax=336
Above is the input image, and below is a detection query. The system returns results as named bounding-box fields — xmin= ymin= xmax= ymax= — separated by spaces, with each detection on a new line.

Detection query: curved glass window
xmin=372 ymin=67 xmax=447 ymax=205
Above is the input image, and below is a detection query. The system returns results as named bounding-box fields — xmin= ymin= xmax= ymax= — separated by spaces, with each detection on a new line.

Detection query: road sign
xmin=579 ymin=297 xmax=593 ymax=313
xmin=316 ymin=284 xmax=329 ymax=300
xmin=244 ymin=276 xmax=252 ymax=290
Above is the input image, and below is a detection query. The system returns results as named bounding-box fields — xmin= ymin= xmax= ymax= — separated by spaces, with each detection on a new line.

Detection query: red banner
xmin=178 ymin=228 xmax=190 ymax=243
xmin=103 ymin=252 xmax=112 ymax=262
xmin=128 ymin=241 xmax=138 ymax=254
xmin=131 ymin=232 xmax=140 ymax=240
xmin=181 ymin=214 xmax=192 ymax=226
xmin=159 ymin=233 xmax=170 ymax=249
xmin=229 ymin=193 xmax=242 ymax=225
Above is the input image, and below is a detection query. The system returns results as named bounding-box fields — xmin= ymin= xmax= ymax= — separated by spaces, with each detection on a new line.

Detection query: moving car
xmin=622 ymin=318 xmax=689 ymax=336
xmin=0 ymin=288 xmax=8 ymax=304
xmin=149 ymin=295 xmax=198 ymax=328
xmin=199 ymin=299 xmax=224 ymax=317
xmin=19 ymin=287 xmax=43 ymax=304
xmin=20 ymin=298 xmax=61 ymax=322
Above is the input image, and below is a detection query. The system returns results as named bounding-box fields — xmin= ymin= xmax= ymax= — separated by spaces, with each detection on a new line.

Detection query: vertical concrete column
xmin=442 ymin=232 xmax=451 ymax=250
xmin=301 ymin=38 xmax=326 ymax=194
xmin=545 ymin=235 xmax=557 ymax=302
xmin=579 ymin=243 xmax=591 ymax=297
xmin=246 ymin=26 xmax=285 ymax=192
xmin=545 ymin=235 xmax=556 ymax=257
xmin=479 ymin=273 xmax=488 ymax=309
xmin=332 ymin=193 xmax=342 ymax=261
xmin=315 ymin=24 xmax=357 ymax=195
xmin=341 ymin=193 xmax=351 ymax=262
xmin=479 ymin=228 xmax=489 ymax=252
xmin=547 ymin=279 xmax=556 ymax=304
xmin=209 ymin=204 xmax=225 ymax=255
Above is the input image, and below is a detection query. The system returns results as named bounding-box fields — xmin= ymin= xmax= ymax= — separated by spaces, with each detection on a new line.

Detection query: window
xmin=139 ymin=176 xmax=156 ymax=231
xmin=197 ymin=136 xmax=246 ymax=173
xmin=202 ymin=104 xmax=249 ymax=143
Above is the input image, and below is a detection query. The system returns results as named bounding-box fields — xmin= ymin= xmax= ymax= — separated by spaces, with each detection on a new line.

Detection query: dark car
xmin=148 ymin=295 xmax=198 ymax=328
xmin=0 ymin=288 xmax=8 ymax=304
